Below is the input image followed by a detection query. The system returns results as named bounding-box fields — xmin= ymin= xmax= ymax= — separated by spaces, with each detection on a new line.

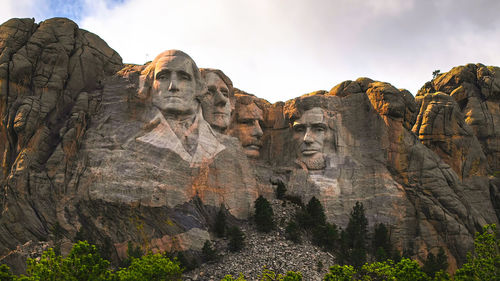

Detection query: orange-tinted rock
xmin=0 ymin=17 xmax=499 ymax=275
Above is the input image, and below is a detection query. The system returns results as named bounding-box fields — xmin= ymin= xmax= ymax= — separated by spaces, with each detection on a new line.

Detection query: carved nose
xmin=252 ymin=121 xmax=263 ymax=137
xmin=303 ymin=129 xmax=313 ymax=143
xmin=214 ymin=90 xmax=227 ymax=106
xmin=168 ymin=80 xmax=179 ymax=92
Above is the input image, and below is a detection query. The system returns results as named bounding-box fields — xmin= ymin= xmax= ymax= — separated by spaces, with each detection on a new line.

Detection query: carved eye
xmin=208 ymin=85 xmax=217 ymax=93
xmin=156 ymin=71 xmax=170 ymax=80
xmin=179 ymin=72 xmax=191 ymax=81
xmin=240 ymin=119 xmax=253 ymax=125
xmin=220 ymin=88 xmax=229 ymax=98
xmin=293 ymin=125 xmax=305 ymax=132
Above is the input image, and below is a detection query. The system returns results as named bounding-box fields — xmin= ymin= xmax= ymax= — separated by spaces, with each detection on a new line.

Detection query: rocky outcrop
xmin=0 ymin=17 xmax=499 ymax=275
xmin=0 ymin=17 xmax=122 ymax=271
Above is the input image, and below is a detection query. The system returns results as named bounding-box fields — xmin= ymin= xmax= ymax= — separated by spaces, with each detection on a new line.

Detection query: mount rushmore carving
xmin=0 ymin=18 xmax=499 ymax=273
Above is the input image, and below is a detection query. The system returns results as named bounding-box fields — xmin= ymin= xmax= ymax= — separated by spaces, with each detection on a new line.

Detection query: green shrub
xmin=116 ymin=253 xmax=182 ymax=281
xmin=18 ymin=241 xmax=115 ymax=281
xmin=323 ymin=264 xmax=355 ymax=281
xmin=221 ymin=273 xmax=246 ymax=281
xmin=0 ymin=264 xmax=15 ymax=281
xmin=455 ymin=224 xmax=500 ymax=281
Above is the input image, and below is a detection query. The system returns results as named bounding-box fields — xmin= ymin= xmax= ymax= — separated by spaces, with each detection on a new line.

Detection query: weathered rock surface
xmin=0 ymin=17 xmax=498 ymax=276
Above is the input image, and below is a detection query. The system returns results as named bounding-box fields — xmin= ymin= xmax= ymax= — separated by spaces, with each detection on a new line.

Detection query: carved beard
xmin=299 ymin=153 xmax=326 ymax=171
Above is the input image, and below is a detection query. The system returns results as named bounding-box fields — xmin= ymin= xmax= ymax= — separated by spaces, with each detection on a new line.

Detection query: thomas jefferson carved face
xmin=292 ymin=107 xmax=328 ymax=170
xmin=200 ymin=72 xmax=232 ymax=131
xmin=233 ymin=102 xmax=264 ymax=158
xmin=152 ymin=54 xmax=199 ymax=116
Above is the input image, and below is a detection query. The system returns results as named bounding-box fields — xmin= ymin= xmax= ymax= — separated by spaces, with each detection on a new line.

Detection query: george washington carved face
xmin=139 ymin=50 xmax=205 ymax=118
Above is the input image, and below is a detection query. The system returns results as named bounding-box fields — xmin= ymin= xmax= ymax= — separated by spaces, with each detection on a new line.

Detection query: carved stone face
xmin=233 ymin=103 xmax=264 ymax=158
xmin=200 ymin=72 xmax=231 ymax=131
xmin=292 ymin=107 xmax=327 ymax=169
xmin=152 ymin=55 xmax=198 ymax=116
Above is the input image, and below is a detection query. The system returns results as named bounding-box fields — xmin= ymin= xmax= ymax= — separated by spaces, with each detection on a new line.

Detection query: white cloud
xmin=2 ymin=0 xmax=500 ymax=102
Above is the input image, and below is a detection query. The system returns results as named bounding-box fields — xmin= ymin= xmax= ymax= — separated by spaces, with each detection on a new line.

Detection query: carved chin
xmin=300 ymin=153 xmax=326 ymax=170
xmin=209 ymin=116 xmax=230 ymax=130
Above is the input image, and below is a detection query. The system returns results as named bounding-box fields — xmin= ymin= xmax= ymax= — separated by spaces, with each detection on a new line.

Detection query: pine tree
xmin=202 ymin=240 xmax=218 ymax=262
xmin=254 ymin=195 xmax=275 ymax=232
xmin=215 ymin=205 xmax=227 ymax=238
xmin=312 ymin=223 xmax=339 ymax=252
xmin=373 ymin=223 xmax=391 ymax=261
xmin=345 ymin=201 xmax=368 ymax=268
xmin=423 ymin=247 xmax=448 ymax=278
xmin=275 ymin=181 xmax=287 ymax=200
xmin=306 ymin=197 xmax=326 ymax=227
xmin=227 ymin=226 xmax=245 ymax=252
xmin=285 ymin=220 xmax=302 ymax=243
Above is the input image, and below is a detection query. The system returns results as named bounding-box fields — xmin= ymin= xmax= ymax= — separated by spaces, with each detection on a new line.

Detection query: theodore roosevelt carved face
xmin=230 ymin=96 xmax=264 ymax=158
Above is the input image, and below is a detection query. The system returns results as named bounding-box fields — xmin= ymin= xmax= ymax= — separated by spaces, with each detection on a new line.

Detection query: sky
xmin=1 ymin=0 xmax=500 ymax=103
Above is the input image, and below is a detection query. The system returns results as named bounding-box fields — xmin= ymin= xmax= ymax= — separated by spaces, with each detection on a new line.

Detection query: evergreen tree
xmin=215 ymin=205 xmax=227 ymax=238
xmin=373 ymin=223 xmax=391 ymax=261
xmin=337 ymin=229 xmax=350 ymax=265
xmin=285 ymin=220 xmax=302 ymax=244
xmin=423 ymin=247 xmax=448 ymax=278
xmin=306 ymin=197 xmax=326 ymax=227
xmin=202 ymin=240 xmax=218 ymax=263
xmin=275 ymin=181 xmax=287 ymax=200
xmin=254 ymin=195 xmax=275 ymax=232
xmin=228 ymin=226 xmax=245 ymax=252
xmin=312 ymin=223 xmax=339 ymax=252
xmin=121 ymin=241 xmax=143 ymax=268
xmin=345 ymin=201 xmax=368 ymax=268
xmin=176 ymin=252 xmax=198 ymax=271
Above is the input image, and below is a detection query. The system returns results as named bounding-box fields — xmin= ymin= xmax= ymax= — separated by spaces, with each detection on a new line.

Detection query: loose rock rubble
xmin=184 ymin=199 xmax=336 ymax=281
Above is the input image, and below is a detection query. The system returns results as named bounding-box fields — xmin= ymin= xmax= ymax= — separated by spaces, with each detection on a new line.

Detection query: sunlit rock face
xmin=0 ymin=17 xmax=499 ymax=274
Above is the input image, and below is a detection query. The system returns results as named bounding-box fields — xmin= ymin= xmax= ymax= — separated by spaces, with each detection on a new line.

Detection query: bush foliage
xmin=1 ymin=224 xmax=498 ymax=281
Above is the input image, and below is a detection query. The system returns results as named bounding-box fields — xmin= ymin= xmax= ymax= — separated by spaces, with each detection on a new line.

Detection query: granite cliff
xmin=0 ymin=18 xmax=498 ymax=275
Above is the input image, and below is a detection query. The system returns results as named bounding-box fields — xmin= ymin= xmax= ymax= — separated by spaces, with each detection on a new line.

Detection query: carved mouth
xmin=245 ymin=144 xmax=261 ymax=150
xmin=213 ymin=112 xmax=227 ymax=116
xmin=301 ymin=149 xmax=319 ymax=155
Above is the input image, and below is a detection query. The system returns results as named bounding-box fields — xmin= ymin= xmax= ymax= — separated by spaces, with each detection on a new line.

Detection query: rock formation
xmin=0 ymin=18 xmax=498 ymax=274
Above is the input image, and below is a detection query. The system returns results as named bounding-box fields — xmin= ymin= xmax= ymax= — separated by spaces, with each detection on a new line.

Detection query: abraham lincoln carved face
xmin=292 ymin=107 xmax=328 ymax=170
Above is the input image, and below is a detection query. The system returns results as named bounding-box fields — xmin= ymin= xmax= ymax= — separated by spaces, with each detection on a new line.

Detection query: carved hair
xmin=286 ymin=95 xmax=335 ymax=129
xmin=200 ymin=68 xmax=234 ymax=98
xmin=286 ymin=95 xmax=338 ymax=151
xmin=137 ymin=50 xmax=205 ymax=100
